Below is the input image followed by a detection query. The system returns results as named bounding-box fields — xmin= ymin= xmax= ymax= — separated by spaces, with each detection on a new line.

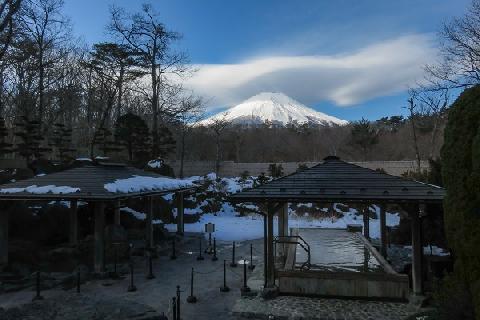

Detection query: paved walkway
xmin=233 ymin=295 xmax=417 ymax=320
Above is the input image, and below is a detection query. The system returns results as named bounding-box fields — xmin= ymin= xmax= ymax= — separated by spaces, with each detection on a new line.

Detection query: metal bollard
xmin=196 ymin=238 xmax=204 ymax=261
xmin=172 ymin=297 xmax=177 ymax=320
xmin=146 ymin=254 xmax=155 ymax=280
xmin=76 ymin=269 xmax=81 ymax=294
xmin=127 ymin=262 xmax=137 ymax=292
xmin=241 ymin=261 xmax=251 ymax=294
xmin=248 ymin=243 xmax=255 ymax=270
xmin=186 ymin=268 xmax=197 ymax=303
xmin=230 ymin=241 xmax=237 ymax=267
xmin=32 ymin=271 xmax=43 ymax=301
xmin=220 ymin=260 xmax=230 ymax=292
xmin=212 ymin=238 xmax=218 ymax=261
xmin=176 ymin=285 xmax=181 ymax=320
xmin=170 ymin=239 xmax=177 ymax=260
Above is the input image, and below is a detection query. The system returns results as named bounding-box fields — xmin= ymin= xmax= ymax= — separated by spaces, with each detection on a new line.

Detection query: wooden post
xmin=266 ymin=207 xmax=275 ymax=288
xmin=94 ymin=202 xmax=106 ymax=273
xmin=363 ymin=205 xmax=370 ymax=239
xmin=176 ymin=192 xmax=184 ymax=235
xmin=380 ymin=204 xmax=387 ymax=257
xmin=263 ymin=213 xmax=268 ymax=288
xmin=277 ymin=203 xmax=289 ymax=257
xmin=145 ymin=197 xmax=153 ymax=249
xmin=114 ymin=200 xmax=121 ymax=225
xmin=69 ymin=200 xmax=78 ymax=245
xmin=411 ymin=204 xmax=424 ymax=295
xmin=0 ymin=208 xmax=9 ymax=267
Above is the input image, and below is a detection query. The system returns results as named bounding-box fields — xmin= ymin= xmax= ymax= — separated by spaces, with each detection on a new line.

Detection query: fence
xmin=165 ymin=160 xmax=429 ymax=177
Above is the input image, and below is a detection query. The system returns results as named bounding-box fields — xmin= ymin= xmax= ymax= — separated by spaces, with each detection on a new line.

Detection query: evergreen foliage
xmin=0 ymin=117 xmax=12 ymax=157
xmin=14 ymin=116 xmax=50 ymax=161
xmin=441 ymin=85 xmax=480 ymax=318
xmin=114 ymin=112 xmax=151 ymax=162
xmin=49 ymin=123 xmax=75 ymax=162
xmin=349 ymin=118 xmax=379 ymax=160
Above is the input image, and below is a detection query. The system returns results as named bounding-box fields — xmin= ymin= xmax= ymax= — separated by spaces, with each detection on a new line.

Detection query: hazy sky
xmin=63 ymin=0 xmax=470 ymax=120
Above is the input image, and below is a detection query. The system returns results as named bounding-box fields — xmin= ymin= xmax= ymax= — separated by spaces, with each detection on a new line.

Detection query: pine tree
xmin=14 ymin=116 xmax=50 ymax=161
xmin=0 ymin=117 xmax=12 ymax=158
xmin=114 ymin=112 xmax=151 ymax=162
xmin=349 ymin=118 xmax=379 ymax=161
xmin=49 ymin=123 xmax=75 ymax=162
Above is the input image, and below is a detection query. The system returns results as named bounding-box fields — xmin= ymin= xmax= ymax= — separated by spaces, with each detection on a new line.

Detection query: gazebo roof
xmin=0 ymin=163 xmax=195 ymax=201
xmin=229 ymin=156 xmax=445 ymax=203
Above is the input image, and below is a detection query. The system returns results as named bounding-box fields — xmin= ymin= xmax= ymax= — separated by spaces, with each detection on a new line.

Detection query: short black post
xmin=220 ymin=260 xmax=230 ymax=292
xmin=170 ymin=239 xmax=177 ymax=260
xmin=147 ymin=254 xmax=155 ymax=279
xmin=176 ymin=285 xmax=181 ymax=320
xmin=230 ymin=241 xmax=237 ymax=267
xmin=248 ymin=243 xmax=255 ymax=270
xmin=76 ymin=269 xmax=81 ymax=294
xmin=111 ymin=245 xmax=119 ymax=279
xmin=196 ymin=238 xmax=204 ymax=261
xmin=207 ymin=233 xmax=212 ymax=254
xmin=241 ymin=261 xmax=251 ymax=294
xmin=187 ymin=268 xmax=197 ymax=303
xmin=172 ymin=297 xmax=177 ymax=320
xmin=212 ymin=238 xmax=218 ymax=261
xmin=127 ymin=262 xmax=137 ymax=292
xmin=32 ymin=271 xmax=43 ymax=301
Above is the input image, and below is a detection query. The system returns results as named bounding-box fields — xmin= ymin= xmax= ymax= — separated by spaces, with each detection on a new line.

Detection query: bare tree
xmin=0 ymin=0 xmax=21 ymax=62
xmin=109 ymin=3 xmax=189 ymax=157
xmin=426 ymin=0 xmax=480 ymax=89
xmin=208 ymin=113 xmax=231 ymax=175
xmin=175 ymin=94 xmax=204 ymax=178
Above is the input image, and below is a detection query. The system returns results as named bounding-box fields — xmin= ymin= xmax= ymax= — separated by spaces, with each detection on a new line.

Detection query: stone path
xmin=233 ymin=295 xmax=417 ymax=320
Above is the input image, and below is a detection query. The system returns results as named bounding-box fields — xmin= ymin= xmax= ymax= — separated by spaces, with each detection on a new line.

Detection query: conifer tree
xmin=14 ymin=116 xmax=50 ymax=161
xmin=0 ymin=117 xmax=12 ymax=158
xmin=114 ymin=112 xmax=151 ymax=162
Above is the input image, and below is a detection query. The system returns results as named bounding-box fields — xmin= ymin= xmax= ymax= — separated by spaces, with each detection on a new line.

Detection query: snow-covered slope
xmin=198 ymin=92 xmax=348 ymax=126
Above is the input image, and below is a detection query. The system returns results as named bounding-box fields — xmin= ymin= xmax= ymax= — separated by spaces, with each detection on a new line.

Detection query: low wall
xmin=0 ymin=159 xmax=27 ymax=169
xmin=166 ymin=160 xmax=429 ymax=177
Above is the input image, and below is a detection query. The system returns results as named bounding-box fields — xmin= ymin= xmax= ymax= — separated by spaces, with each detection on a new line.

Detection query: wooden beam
xmin=266 ymin=208 xmax=275 ymax=288
xmin=363 ymin=204 xmax=370 ymax=239
xmin=94 ymin=202 xmax=106 ymax=273
xmin=277 ymin=203 xmax=289 ymax=258
xmin=113 ymin=200 xmax=121 ymax=225
xmin=263 ymin=213 xmax=268 ymax=288
xmin=411 ymin=203 xmax=424 ymax=295
xmin=145 ymin=197 xmax=153 ymax=248
xmin=380 ymin=204 xmax=387 ymax=257
xmin=69 ymin=200 xmax=78 ymax=245
xmin=176 ymin=192 xmax=184 ymax=235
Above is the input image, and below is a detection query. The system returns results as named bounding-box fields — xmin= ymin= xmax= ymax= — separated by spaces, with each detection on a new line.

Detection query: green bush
xmin=441 ymin=85 xmax=480 ymax=317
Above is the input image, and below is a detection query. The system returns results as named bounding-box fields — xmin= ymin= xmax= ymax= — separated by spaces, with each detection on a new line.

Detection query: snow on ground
xmin=75 ymin=157 xmax=93 ymax=161
xmin=104 ymin=176 xmax=195 ymax=193
xmin=0 ymin=185 xmax=80 ymax=194
xmin=147 ymin=159 xmax=163 ymax=169
xmin=121 ymin=207 xmax=146 ymax=220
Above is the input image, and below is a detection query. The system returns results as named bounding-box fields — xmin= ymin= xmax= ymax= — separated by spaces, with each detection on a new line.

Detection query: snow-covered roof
xmin=0 ymin=164 xmax=195 ymax=200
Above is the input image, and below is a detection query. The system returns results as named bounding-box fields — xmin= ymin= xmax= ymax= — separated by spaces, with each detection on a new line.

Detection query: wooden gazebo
xmin=0 ymin=162 xmax=195 ymax=272
xmin=229 ymin=156 xmax=445 ymax=297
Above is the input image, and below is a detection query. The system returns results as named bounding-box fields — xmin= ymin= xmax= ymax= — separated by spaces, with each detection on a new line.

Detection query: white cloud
xmin=184 ymin=34 xmax=436 ymax=110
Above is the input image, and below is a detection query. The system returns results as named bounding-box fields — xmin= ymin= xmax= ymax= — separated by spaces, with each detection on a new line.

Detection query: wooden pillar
xmin=266 ymin=208 xmax=275 ymax=288
xmin=114 ymin=200 xmax=121 ymax=225
xmin=0 ymin=209 xmax=9 ymax=267
xmin=145 ymin=197 xmax=153 ymax=248
xmin=277 ymin=203 xmax=289 ymax=257
xmin=69 ymin=200 xmax=78 ymax=245
xmin=94 ymin=202 xmax=106 ymax=273
xmin=263 ymin=213 xmax=268 ymax=288
xmin=363 ymin=205 xmax=370 ymax=239
xmin=380 ymin=204 xmax=387 ymax=257
xmin=411 ymin=204 xmax=424 ymax=295
xmin=176 ymin=192 xmax=184 ymax=235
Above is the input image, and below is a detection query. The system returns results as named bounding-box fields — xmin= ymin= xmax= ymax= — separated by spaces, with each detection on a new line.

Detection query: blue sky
xmin=64 ymin=0 xmax=470 ymax=121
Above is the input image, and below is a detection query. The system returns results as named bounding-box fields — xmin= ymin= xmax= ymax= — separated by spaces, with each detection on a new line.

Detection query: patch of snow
xmin=95 ymin=156 xmax=109 ymax=160
xmin=76 ymin=157 xmax=92 ymax=161
xmin=0 ymin=185 xmax=80 ymax=194
xmin=121 ymin=207 xmax=146 ymax=220
xmin=404 ymin=245 xmax=450 ymax=257
xmin=147 ymin=159 xmax=163 ymax=169
xmin=104 ymin=175 xmax=195 ymax=193
xmin=36 ymin=173 xmax=46 ymax=177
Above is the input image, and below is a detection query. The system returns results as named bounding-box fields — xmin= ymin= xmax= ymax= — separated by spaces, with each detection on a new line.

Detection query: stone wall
xmin=166 ymin=160 xmax=429 ymax=177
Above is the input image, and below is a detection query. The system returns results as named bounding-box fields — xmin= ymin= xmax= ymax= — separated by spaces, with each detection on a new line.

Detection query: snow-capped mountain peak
xmin=198 ymin=92 xmax=348 ymax=127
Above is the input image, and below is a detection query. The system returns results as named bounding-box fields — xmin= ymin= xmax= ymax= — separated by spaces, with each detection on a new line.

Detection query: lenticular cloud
xmin=184 ymin=34 xmax=435 ymax=110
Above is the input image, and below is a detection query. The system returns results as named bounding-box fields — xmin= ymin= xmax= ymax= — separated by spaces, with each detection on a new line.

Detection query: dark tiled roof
xmin=229 ymin=157 xmax=444 ymax=203
xmin=0 ymin=164 xmax=193 ymax=201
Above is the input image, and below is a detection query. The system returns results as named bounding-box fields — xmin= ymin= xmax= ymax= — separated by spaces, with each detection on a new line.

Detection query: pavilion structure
xmin=0 ymin=162 xmax=194 ymax=273
xmin=229 ymin=156 xmax=445 ymax=298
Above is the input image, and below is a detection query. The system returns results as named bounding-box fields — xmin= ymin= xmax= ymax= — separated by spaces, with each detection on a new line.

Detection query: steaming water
xmin=294 ymin=228 xmax=384 ymax=273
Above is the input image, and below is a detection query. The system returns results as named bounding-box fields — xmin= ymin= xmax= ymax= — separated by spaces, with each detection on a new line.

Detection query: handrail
xmin=274 ymin=235 xmax=311 ymax=270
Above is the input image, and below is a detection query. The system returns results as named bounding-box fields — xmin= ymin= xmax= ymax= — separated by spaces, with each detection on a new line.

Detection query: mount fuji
xmin=198 ymin=92 xmax=348 ymax=127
